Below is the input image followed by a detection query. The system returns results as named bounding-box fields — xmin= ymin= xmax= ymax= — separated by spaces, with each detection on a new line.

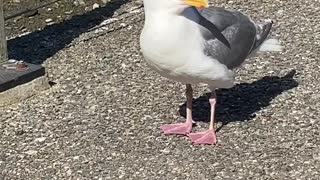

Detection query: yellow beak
xmin=183 ymin=0 xmax=209 ymax=8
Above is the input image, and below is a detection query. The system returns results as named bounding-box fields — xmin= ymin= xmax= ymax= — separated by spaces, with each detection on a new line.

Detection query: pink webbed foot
xmin=188 ymin=129 xmax=217 ymax=145
xmin=160 ymin=120 xmax=193 ymax=135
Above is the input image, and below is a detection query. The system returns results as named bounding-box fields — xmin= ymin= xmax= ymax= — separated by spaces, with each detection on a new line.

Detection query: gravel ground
xmin=3 ymin=0 xmax=110 ymax=37
xmin=1 ymin=0 xmax=320 ymax=179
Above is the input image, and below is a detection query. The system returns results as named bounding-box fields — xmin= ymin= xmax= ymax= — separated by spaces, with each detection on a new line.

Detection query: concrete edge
xmin=0 ymin=75 xmax=50 ymax=107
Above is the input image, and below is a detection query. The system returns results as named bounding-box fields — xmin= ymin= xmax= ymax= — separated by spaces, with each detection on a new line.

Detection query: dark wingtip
xmin=193 ymin=7 xmax=231 ymax=49
xmin=202 ymin=18 xmax=231 ymax=49
xmin=252 ymin=20 xmax=274 ymax=50
xmin=223 ymin=38 xmax=231 ymax=49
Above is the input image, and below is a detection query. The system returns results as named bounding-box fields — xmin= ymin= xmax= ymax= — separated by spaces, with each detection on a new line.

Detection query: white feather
xmin=247 ymin=38 xmax=283 ymax=58
xmin=257 ymin=38 xmax=283 ymax=52
xmin=140 ymin=5 xmax=235 ymax=89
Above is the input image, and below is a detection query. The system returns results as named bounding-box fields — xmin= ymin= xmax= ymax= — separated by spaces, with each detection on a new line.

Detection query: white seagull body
xmin=140 ymin=0 xmax=282 ymax=145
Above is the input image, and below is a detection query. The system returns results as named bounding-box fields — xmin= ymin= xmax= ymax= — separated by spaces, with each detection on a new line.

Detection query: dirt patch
xmin=3 ymin=0 xmax=109 ymax=37
xmin=2 ymin=0 xmax=129 ymax=64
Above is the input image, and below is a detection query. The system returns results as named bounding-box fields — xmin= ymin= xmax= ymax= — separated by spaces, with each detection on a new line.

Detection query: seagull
xmin=139 ymin=0 xmax=282 ymax=145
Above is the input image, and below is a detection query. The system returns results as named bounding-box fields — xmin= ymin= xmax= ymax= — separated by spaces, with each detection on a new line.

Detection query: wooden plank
xmin=0 ymin=0 xmax=8 ymax=64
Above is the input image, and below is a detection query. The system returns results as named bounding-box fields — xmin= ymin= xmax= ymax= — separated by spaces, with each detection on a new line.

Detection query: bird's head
xmin=143 ymin=0 xmax=209 ymax=12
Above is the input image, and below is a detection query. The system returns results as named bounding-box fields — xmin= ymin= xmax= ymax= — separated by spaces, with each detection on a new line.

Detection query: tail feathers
xmin=248 ymin=20 xmax=283 ymax=58
xmin=257 ymin=38 xmax=283 ymax=52
xmin=253 ymin=20 xmax=273 ymax=50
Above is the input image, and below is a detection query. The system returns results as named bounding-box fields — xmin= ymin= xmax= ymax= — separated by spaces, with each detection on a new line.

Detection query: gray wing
xmin=197 ymin=7 xmax=258 ymax=69
xmin=181 ymin=7 xmax=231 ymax=48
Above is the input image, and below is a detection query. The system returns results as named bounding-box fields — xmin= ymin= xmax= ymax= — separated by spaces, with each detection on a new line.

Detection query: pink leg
xmin=188 ymin=91 xmax=217 ymax=145
xmin=160 ymin=84 xmax=193 ymax=135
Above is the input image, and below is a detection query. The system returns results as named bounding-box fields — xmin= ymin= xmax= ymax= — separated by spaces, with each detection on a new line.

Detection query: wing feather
xmin=198 ymin=7 xmax=257 ymax=69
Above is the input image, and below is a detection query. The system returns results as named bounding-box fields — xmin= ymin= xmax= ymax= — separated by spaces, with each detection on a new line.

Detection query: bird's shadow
xmin=7 ymin=0 xmax=129 ymax=64
xmin=179 ymin=70 xmax=298 ymax=131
